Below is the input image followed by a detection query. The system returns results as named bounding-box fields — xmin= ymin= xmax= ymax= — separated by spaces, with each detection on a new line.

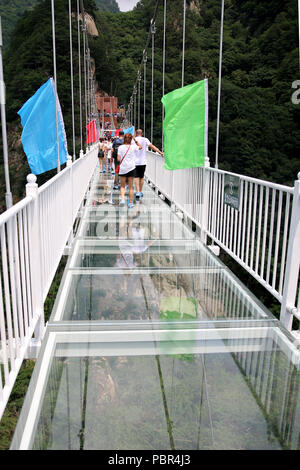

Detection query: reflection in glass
xmin=31 ymin=336 xmax=300 ymax=450
xmin=56 ymin=269 xmax=269 ymax=322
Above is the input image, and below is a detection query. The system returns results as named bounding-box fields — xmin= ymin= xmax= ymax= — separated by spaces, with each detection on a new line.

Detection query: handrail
xmin=0 ymin=146 xmax=98 ymax=420
xmin=145 ymin=150 xmax=300 ymax=334
xmin=0 ymin=196 xmax=33 ymax=225
xmin=148 ymin=150 xmax=294 ymax=193
xmin=38 ymin=165 xmax=70 ymax=194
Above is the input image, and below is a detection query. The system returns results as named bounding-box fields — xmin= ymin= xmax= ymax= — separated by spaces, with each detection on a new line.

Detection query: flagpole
xmin=0 ymin=17 xmax=12 ymax=208
xmin=162 ymin=0 xmax=166 ymax=151
xmin=182 ymin=0 xmax=186 ymax=88
xmin=51 ymin=0 xmax=60 ymax=173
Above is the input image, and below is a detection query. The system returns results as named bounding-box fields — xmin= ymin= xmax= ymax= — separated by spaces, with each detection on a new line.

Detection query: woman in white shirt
xmin=117 ymin=133 xmax=142 ymax=208
xmin=106 ymin=138 xmax=113 ymax=172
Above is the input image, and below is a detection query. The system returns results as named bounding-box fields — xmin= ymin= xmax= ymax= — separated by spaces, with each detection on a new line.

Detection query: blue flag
xmin=123 ymin=126 xmax=135 ymax=135
xmin=18 ymin=78 xmax=68 ymax=175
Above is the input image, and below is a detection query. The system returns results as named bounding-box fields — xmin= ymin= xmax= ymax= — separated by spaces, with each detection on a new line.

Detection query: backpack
xmin=112 ymin=138 xmax=123 ymax=159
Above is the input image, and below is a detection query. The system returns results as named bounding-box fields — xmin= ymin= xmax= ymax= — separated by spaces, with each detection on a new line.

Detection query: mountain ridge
xmin=0 ymin=0 xmax=119 ymax=48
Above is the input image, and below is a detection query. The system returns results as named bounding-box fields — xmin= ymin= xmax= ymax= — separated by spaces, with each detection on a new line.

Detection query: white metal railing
xmin=145 ymin=151 xmax=300 ymax=333
xmin=0 ymin=146 xmax=98 ymax=419
xmin=37 ymin=146 xmax=98 ymax=301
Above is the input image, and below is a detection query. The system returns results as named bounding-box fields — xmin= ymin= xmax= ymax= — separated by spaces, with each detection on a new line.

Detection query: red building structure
xmin=96 ymin=94 xmax=118 ymax=114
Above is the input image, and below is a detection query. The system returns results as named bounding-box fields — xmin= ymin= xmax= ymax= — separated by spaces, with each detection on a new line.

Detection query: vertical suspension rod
xmin=69 ymin=0 xmax=76 ymax=160
xmin=151 ymin=20 xmax=156 ymax=143
xmin=51 ymin=0 xmax=60 ymax=172
xmin=87 ymin=49 xmax=90 ymax=125
xmin=144 ymin=51 xmax=147 ymax=133
xmin=77 ymin=0 xmax=83 ymax=151
xmin=138 ymin=71 xmax=141 ymax=129
xmin=80 ymin=0 xmax=88 ymax=145
xmin=0 ymin=17 xmax=12 ymax=208
xmin=215 ymin=0 xmax=225 ymax=170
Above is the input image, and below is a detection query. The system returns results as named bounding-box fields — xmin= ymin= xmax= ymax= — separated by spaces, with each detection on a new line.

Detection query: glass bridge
xmin=11 ymin=170 xmax=300 ymax=450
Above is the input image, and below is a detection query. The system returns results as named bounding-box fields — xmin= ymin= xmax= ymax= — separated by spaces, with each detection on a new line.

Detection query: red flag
xmin=86 ymin=120 xmax=97 ymax=144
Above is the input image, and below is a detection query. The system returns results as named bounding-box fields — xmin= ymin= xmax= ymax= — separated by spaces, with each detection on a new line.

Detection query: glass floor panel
xmin=80 ymin=208 xmax=178 ymax=223
xmin=11 ymin=325 xmax=300 ymax=450
xmin=50 ymin=269 xmax=274 ymax=323
xmin=77 ymin=219 xmax=195 ymax=240
xmin=68 ymin=240 xmax=221 ymax=270
xmin=11 ymin=172 xmax=300 ymax=450
xmin=85 ymin=197 xmax=166 ymax=208
xmin=89 ymin=189 xmax=158 ymax=198
xmin=80 ymin=204 xmax=172 ymax=218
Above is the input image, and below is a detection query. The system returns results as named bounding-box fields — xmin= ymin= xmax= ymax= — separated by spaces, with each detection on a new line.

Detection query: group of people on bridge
xmin=97 ymin=129 xmax=163 ymax=209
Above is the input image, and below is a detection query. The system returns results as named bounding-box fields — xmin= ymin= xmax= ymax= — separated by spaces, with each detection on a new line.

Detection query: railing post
xmin=200 ymin=156 xmax=210 ymax=244
xmin=26 ymin=174 xmax=44 ymax=342
xmin=67 ymin=155 xmax=74 ymax=246
xmin=280 ymin=173 xmax=300 ymax=330
xmin=171 ymin=172 xmax=175 ymax=211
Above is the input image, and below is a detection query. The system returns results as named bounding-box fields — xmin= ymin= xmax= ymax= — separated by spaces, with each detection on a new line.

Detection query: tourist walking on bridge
xmin=106 ymin=137 xmax=113 ymax=172
xmin=112 ymin=131 xmax=125 ymax=188
xmin=98 ymin=138 xmax=105 ymax=173
xmin=134 ymin=129 xmax=163 ymax=199
xmin=118 ymin=133 xmax=142 ymax=208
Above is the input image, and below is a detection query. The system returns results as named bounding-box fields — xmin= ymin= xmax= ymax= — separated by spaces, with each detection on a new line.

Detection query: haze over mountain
xmin=117 ymin=0 xmax=139 ymax=11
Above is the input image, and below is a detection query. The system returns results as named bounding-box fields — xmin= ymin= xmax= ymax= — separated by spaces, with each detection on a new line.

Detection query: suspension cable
xmin=215 ymin=0 xmax=225 ymax=170
xmin=138 ymin=71 xmax=141 ymax=129
xmin=134 ymin=85 xmax=137 ymax=129
xmin=298 ymin=0 xmax=300 ymax=70
xmin=77 ymin=0 xmax=83 ymax=151
xmin=143 ymin=51 xmax=147 ymax=132
xmin=125 ymin=0 xmax=160 ymax=132
xmin=51 ymin=0 xmax=61 ymax=172
xmin=151 ymin=20 xmax=156 ymax=142
xmin=87 ymin=49 xmax=90 ymax=125
xmin=0 ymin=17 xmax=12 ymax=208
xmin=81 ymin=4 xmax=88 ymax=145
xmin=69 ymin=0 xmax=76 ymax=160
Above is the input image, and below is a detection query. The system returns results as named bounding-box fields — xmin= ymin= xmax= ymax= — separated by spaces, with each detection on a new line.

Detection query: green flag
xmin=161 ymin=79 xmax=208 ymax=170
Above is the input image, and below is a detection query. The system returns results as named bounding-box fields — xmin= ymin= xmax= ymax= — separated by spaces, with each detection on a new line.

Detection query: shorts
xmin=119 ymin=168 xmax=136 ymax=178
xmin=135 ymin=165 xmax=146 ymax=178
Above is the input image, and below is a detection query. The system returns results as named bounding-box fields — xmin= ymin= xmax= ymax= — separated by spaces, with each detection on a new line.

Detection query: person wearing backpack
xmin=112 ymin=131 xmax=124 ymax=189
xmin=98 ymin=138 xmax=105 ymax=173
xmin=134 ymin=129 xmax=163 ymax=199
xmin=117 ymin=133 xmax=142 ymax=208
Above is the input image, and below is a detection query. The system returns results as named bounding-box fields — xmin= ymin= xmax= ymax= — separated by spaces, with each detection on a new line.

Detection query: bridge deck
xmin=11 ymin=169 xmax=300 ymax=450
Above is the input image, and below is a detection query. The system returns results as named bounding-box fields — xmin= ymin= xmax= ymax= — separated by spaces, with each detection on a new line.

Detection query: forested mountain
xmin=0 ymin=0 xmax=299 ymax=448
xmin=0 ymin=0 xmax=119 ymax=49
xmin=92 ymin=0 xmax=299 ymax=185
xmin=95 ymin=0 xmax=119 ymax=13
xmin=0 ymin=0 xmax=38 ymax=47
xmin=0 ymin=0 xmax=299 ymax=212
